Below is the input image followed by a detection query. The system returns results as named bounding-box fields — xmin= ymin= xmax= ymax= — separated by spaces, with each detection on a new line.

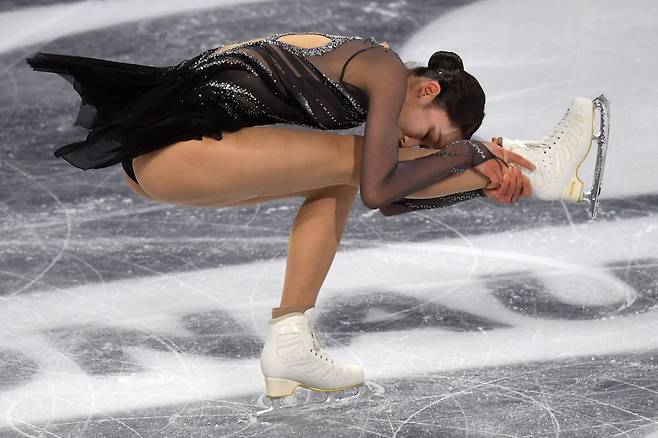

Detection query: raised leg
xmin=127 ymin=126 xmax=491 ymax=207
xmin=131 ymin=127 xmax=356 ymax=206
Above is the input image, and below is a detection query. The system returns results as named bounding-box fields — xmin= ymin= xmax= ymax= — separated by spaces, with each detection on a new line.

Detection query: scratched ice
xmin=1 ymin=0 xmax=657 ymax=436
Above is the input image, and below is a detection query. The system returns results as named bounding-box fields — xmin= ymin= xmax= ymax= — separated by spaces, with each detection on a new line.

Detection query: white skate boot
xmin=257 ymin=307 xmax=377 ymax=420
xmin=494 ymin=94 xmax=610 ymax=221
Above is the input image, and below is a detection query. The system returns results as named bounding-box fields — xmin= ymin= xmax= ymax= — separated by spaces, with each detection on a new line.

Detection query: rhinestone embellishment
xmin=175 ymin=32 xmax=378 ymax=130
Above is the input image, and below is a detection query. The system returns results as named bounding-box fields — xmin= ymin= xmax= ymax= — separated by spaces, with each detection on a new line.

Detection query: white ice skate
xmin=494 ymin=94 xmax=610 ymax=221
xmin=256 ymin=307 xmax=382 ymax=421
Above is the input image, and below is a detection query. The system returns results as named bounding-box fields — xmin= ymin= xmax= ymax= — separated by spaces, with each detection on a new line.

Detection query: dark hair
xmin=409 ymin=51 xmax=485 ymax=139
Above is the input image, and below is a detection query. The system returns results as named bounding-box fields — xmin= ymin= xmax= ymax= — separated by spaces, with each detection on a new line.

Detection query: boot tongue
xmin=304 ymin=307 xmax=315 ymax=328
xmin=304 ymin=307 xmax=322 ymax=350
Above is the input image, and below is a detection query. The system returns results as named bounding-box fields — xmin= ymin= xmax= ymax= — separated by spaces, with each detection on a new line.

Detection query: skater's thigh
xmin=190 ymin=183 xmax=358 ymax=208
xmin=123 ymin=165 xmax=332 ymax=207
xmin=133 ymin=126 xmax=357 ymax=205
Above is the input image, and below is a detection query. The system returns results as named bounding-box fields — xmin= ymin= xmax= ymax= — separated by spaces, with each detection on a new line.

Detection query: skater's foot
xmin=495 ymin=96 xmax=596 ymax=203
xmin=260 ymin=307 xmax=365 ymax=398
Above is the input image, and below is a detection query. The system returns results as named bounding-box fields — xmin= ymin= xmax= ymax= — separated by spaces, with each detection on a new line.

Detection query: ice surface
xmin=1 ymin=0 xmax=657 ymax=436
xmin=1 ymin=216 xmax=657 ymax=424
xmin=0 ymin=0 xmax=274 ymax=55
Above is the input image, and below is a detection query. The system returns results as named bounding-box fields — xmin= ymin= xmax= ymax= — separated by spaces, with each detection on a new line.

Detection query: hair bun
xmin=428 ymin=51 xmax=464 ymax=73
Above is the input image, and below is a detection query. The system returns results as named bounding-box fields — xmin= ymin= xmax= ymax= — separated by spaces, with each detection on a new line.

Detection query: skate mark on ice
xmin=487 ymin=257 xmax=658 ymax=320
xmin=387 ymin=349 xmax=658 ymax=438
xmin=180 ymin=309 xmax=263 ymax=357
xmin=488 ymin=274 xmax=613 ymax=320
xmin=317 ymin=291 xmax=510 ymax=344
xmin=46 ymin=325 xmax=151 ymax=375
xmin=605 ymin=257 xmax=658 ymax=313
xmin=5 ymin=348 xmax=653 ymax=437
xmin=44 ymin=309 xmax=262 ymax=376
xmin=0 ymin=349 xmax=39 ymax=392
xmin=0 ymin=160 xmax=74 ymax=299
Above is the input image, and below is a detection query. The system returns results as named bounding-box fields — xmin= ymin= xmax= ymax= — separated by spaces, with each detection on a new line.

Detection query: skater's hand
xmin=482 ymin=166 xmax=532 ymax=204
xmin=473 ymin=158 xmax=506 ymax=190
xmin=483 ymin=140 xmax=536 ymax=171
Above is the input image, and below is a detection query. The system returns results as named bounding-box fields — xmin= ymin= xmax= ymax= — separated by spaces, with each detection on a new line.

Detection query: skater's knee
xmin=303 ymin=185 xmax=358 ymax=214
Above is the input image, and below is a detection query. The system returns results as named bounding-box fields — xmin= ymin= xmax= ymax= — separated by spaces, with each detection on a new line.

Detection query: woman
xmin=25 ymin=32 xmax=537 ymax=404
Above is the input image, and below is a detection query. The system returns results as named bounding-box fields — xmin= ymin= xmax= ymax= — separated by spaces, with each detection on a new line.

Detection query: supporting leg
xmin=278 ymin=184 xmax=358 ymax=308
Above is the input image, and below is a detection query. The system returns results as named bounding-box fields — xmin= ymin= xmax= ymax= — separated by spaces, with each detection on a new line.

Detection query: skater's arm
xmin=358 ymin=48 xmax=500 ymax=209
xmin=397 ymin=147 xmax=491 ymax=198
xmin=378 ymin=160 xmax=532 ymax=217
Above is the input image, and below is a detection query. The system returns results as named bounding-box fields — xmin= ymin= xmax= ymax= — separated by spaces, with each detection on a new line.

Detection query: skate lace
xmin=507 ymin=108 xmax=571 ymax=150
xmin=309 ymin=325 xmax=339 ymax=364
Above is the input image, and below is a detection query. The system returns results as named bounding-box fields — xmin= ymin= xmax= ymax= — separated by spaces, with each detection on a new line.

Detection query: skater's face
xmin=398 ymin=77 xmax=463 ymax=149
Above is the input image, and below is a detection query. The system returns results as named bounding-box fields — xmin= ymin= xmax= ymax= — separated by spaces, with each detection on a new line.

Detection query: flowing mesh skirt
xmin=25 ymin=52 xmax=225 ymax=180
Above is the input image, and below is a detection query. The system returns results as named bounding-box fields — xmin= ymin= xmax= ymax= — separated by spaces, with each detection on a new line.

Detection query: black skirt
xmin=25 ymin=52 xmax=225 ymax=181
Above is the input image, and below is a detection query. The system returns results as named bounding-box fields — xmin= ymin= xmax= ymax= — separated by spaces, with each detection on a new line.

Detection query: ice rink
xmin=1 ymin=0 xmax=657 ymax=436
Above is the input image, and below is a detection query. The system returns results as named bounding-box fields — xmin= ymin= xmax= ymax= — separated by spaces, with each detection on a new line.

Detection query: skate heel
xmin=265 ymin=376 xmax=300 ymax=398
xmin=564 ymin=175 xmax=584 ymax=202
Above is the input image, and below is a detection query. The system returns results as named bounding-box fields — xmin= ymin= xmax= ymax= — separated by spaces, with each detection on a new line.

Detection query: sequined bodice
xmin=165 ymin=32 xmax=392 ymax=133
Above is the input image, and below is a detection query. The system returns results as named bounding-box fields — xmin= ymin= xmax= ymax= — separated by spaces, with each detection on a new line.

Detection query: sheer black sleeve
xmin=378 ymin=188 xmax=487 ymax=216
xmin=356 ymin=46 xmax=497 ymax=209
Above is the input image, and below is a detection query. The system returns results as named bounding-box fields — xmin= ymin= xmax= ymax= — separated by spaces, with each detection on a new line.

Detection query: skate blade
xmin=578 ymin=94 xmax=610 ymax=221
xmin=254 ymin=380 xmax=385 ymax=423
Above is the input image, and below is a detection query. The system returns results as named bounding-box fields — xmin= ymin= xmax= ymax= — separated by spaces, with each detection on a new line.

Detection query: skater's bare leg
xmin=128 ymin=126 xmax=492 ymax=207
xmin=132 ymin=127 xmax=358 ymax=206
xmin=124 ymin=127 xmax=519 ymax=319
xmin=278 ymin=184 xmax=358 ymax=309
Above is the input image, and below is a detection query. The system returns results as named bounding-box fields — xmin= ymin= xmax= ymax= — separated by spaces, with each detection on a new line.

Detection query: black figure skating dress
xmin=25 ymin=32 xmax=497 ymax=215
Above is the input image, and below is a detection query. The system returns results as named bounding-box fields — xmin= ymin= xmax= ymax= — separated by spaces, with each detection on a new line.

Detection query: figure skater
xmin=25 ymin=32 xmax=603 ymax=414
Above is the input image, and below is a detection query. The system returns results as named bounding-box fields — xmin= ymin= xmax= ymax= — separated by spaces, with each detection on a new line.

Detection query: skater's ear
xmin=419 ymin=79 xmax=441 ymax=101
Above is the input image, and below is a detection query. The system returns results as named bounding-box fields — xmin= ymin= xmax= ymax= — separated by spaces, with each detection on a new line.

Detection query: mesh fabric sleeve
xmin=378 ymin=188 xmax=488 ymax=217
xmin=355 ymin=46 xmax=500 ymax=209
